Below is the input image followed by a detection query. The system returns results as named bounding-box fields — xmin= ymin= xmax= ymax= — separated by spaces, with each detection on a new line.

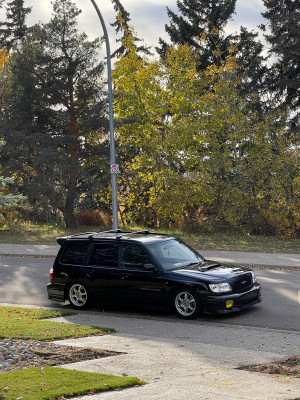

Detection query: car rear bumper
xmin=47 ymin=283 xmax=66 ymax=302
xmin=202 ymin=283 xmax=262 ymax=314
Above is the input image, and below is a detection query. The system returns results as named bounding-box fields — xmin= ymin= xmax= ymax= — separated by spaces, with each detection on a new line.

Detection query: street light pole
xmin=89 ymin=0 xmax=119 ymax=230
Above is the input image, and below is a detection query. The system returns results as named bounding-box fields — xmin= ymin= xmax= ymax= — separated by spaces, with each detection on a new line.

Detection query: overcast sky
xmin=1 ymin=0 xmax=267 ymax=52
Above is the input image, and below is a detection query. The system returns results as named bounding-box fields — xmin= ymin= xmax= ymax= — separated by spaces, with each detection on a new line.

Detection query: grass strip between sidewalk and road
xmin=0 ymin=306 xmax=144 ymax=399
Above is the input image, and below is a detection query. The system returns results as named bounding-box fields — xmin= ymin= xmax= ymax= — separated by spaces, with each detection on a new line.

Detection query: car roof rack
xmin=115 ymin=230 xmax=151 ymax=239
xmin=87 ymin=229 xmax=175 ymax=240
xmin=88 ymin=229 xmax=150 ymax=240
xmin=64 ymin=229 xmax=171 ymax=241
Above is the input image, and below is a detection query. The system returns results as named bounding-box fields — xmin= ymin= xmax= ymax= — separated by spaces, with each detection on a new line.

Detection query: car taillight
xmin=50 ymin=267 xmax=54 ymax=280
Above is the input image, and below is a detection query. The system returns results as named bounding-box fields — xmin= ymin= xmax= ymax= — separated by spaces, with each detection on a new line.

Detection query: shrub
xmin=75 ymin=210 xmax=112 ymax=227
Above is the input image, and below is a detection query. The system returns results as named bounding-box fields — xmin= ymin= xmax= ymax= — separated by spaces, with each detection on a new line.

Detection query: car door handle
xmin=87 ymin=268 xmax=96 ymax=279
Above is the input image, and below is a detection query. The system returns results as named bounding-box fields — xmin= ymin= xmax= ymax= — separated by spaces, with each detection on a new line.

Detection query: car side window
xmin=120 ymin=245 xmax=152 ymax=270
xmin=89 ymin=243 xmax=118 ymax=267
xmin=61 ymin=242 xmax=89 ymax=265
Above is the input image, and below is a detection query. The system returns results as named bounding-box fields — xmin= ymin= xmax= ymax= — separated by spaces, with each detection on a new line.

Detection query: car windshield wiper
xmin=199 ymin=263 xmax=221 ymax=271
xmin=182 ymin=262 xmax=203 ymax=269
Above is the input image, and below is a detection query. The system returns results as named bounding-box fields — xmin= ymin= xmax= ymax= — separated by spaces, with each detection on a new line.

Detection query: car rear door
xmin=85 ymin=241 xmax=119 ymax=302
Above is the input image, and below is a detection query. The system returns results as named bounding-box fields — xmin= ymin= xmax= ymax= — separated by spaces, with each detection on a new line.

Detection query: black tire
xmin=68 ymin=282 xmax=90 ymax=309
xmin=173 ymin=289 xmax=201 ymax=319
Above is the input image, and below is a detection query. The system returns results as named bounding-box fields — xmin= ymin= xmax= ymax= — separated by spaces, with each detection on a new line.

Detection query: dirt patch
xmin=33 ymin=346 xmax=121 ymax=366
xmin=238 ymin=356 xmax=300 ymax=377
xmin=0 ymin=339 xmax=122 ymax=372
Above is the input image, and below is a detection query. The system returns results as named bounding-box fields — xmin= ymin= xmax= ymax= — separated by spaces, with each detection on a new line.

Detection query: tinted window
xmin=89 ymin=243 xmax=118 ymax=267
xmin=61 ymin=242 xmax=89 ymax=265
xmin=120 ymin=245 xmax=152 ymax=269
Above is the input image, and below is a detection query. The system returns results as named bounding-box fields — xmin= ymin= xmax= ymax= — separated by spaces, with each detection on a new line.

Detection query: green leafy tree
xmin=0 ymin=0 xmax=108 ymax=228
xmin=113 ymin=36 xmax=202 ymax=226
xmin=184 ymin=62 xmax=298 ymax=235
xmin=113 ymin=33 xmax=299 ymax=235
xmin=0 ymin=48 xmax=9 ymax=109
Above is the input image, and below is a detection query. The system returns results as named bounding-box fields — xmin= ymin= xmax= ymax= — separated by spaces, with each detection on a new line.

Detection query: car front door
xmin=118 ymin=244 xmax=167 ymax=306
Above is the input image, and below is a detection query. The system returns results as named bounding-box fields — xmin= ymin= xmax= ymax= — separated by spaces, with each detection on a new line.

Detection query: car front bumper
xmin=201 ymin=283 xmax=262 ymax=314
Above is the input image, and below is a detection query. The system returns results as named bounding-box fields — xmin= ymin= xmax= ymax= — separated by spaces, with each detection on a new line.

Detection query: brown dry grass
xmin=239 ymin=356 xmax=300 ymax=377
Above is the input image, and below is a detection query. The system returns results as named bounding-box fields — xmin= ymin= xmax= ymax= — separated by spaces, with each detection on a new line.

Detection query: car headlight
xmin=251 ymin=271 xmax=256 ymax=283
xmin=209 ymin=282 xmax=232 ymax=293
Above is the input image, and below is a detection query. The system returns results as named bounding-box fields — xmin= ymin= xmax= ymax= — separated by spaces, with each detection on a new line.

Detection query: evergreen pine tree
xmin=0 ymin=176 xmax=25 ymax=219
xmin=232 ymin=26 xmax=267 ymax=107
xmin=0 ymin=0 xmax=108 ymax=228
xmin=110 ymin=0 xmax=150 ymax=58
xmin=158 ymin=0 xmax=267 ymax=104
xmin=158 ymin=0 xmax=236 ymax=69
xmin=262 ymin=0 xmax=300 ymax=134
xmin=0 ymin=0 xmax=31 ymax=50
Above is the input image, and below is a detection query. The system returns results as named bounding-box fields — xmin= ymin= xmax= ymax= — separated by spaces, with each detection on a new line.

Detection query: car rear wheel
xmin=68 ymin=283 xmax=90 ymax=309
xmin=173 ymin=289 xmax=201 ymax=319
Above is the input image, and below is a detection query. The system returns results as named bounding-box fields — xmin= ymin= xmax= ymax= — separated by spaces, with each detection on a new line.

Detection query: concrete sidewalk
xmin=0 ymin=243 xmax=299 ymax=268
xmin=52 ymin=312 xmax=300 ymax=400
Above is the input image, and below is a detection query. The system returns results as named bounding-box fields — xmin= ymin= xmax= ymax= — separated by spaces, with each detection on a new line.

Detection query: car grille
xmin=231 ymin=273 xmax=253 ymax=292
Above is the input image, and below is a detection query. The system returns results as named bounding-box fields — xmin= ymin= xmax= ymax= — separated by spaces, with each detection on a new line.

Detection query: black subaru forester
xmin=47 ymin=230 xmax=262 ymax=319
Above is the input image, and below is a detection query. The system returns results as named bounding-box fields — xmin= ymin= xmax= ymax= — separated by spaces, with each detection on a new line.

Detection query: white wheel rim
xmin=69 ymin=284 xmax=88 ymax=307
xmin=175 ymin=291 xmax=196 ymax=317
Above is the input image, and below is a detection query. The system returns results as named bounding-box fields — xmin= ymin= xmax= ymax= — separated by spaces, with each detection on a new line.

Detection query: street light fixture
xmin=89 ymin=0 xmax=119 ymax=230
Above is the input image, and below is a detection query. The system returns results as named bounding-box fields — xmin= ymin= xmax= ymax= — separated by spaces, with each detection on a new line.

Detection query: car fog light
xmin=226 ymin=300 xmax=234 ymax=309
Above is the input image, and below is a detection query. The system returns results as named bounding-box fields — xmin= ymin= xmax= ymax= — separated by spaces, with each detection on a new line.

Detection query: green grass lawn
xmin=0 ymin=222 xmax=299 ymax=253
xmin=0 ymin=307 xmax=114 ymax=340
xmin=0 ymin=367 xmax=142 ymax=400
xmin=0 ymin=306 xmax=144 ymax=399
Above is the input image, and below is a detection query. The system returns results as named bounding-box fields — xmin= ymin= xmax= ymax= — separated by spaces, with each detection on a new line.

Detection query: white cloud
xmin=1 ymin=0 xmax=267 ymax=50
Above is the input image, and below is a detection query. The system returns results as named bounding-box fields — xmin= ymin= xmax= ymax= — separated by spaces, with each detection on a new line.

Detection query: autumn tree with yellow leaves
xmin=113 ymin=28 xmax=299 ymax=236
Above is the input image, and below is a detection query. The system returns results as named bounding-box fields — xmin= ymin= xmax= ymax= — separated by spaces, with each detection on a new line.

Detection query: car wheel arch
xmin=168 ymin=283 xmax=204 ymax=300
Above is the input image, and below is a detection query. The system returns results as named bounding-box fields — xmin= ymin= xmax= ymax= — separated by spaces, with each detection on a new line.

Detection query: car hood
xmin=171 ymin=261 xmax=249 ymax=282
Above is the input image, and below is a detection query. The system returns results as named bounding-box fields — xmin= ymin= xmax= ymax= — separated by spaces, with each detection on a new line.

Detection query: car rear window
xmin=119 ymin=245 xmax=152 ymax=269
xmin=88 ymin=243 xmax=118 ymax=267
xmin=60 ymin=242 xmax=90 ymax=265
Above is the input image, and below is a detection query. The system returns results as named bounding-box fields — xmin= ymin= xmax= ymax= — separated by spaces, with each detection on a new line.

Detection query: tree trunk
xmin=63 ymin=188 xmax=78 ymax=229
xmin=65 ymin=104 xmax=78 ymax=230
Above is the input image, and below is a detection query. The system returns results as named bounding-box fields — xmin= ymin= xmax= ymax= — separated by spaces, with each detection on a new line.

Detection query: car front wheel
xmin=68 ymin=283 xmax=90 ymax=309
xmin=173 ymin=289 xmax=201 ymax=319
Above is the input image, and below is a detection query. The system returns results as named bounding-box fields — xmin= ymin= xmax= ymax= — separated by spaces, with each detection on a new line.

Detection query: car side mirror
xmin=143 ymin=263 xmax=156 ymax=272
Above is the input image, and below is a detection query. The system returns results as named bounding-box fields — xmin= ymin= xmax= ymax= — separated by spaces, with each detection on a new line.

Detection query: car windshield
xmin=146 ymin=239 xmax=204 ymax=271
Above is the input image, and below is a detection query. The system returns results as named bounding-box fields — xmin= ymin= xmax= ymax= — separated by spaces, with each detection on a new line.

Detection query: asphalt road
xmin=0 ymin=256 xmax=299 ymax=332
